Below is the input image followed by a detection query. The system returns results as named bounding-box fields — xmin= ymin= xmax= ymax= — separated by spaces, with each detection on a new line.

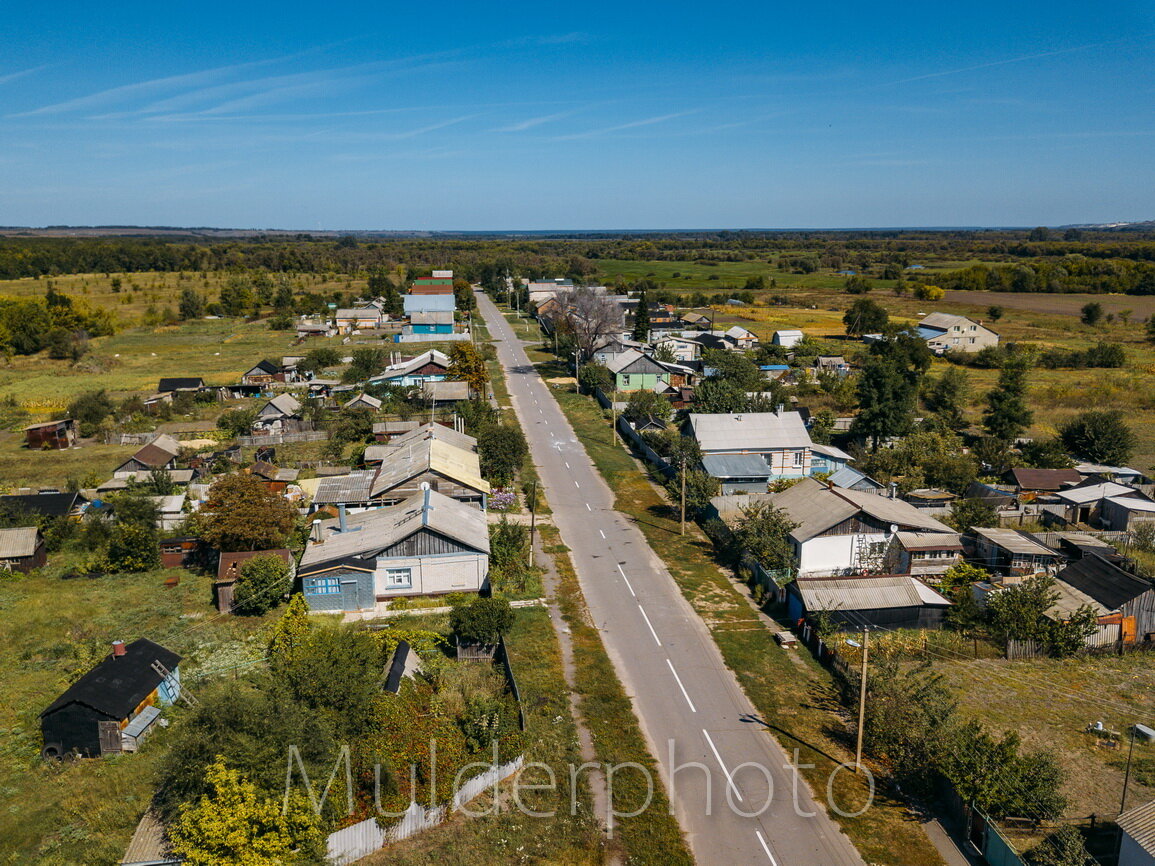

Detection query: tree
xmin=232 ymin=553 xmax=292 ymax=616
xmin=983 ymin=358 xmax=1032 ymax=443
xmin=578 ymin=361 xmax=613 ymax=395
xmin=67 ymin=389 xmax=116 ymax=437
xmin=912 ymin=283 xmax=945 ymax=301
xmin=666 ymin=468 xmax=719 ymax=517
xmin=939 ymin=561 xmax=990 ymax=601
xmin=557 ymin=287 xmax=624 ymax=358
xmin=947 ymin=498 xmax=998 ymax=533
xmin=170 ymin=757 xmax=322 ymax=866
xmin=844 ymin=274 xmax=872 ymax=294
xmin=298 ymin=346 xmax=341 ymax=375
xmin=477 ymin=423 xmax=527 ymax=486
xmin=1020 ymin=437 xmax=1075 ymax=469
xmin=267 ymin=594 xmax=313 ymax=672
xmin=178 ymin=289 xmax=205 ymax=321
xmin=731 ymin=502 xmax=797 ymax=572
xmin=450 ymin=597 xmax=514 ymax=644
xmin=652 ymin=342 xmax=677 ymax=364
xmin=923 ymin=367 xmax=970 ymax=430
xmin=1079 ymin=302 xmax=1103 ymax=326
xmin=106 ymin=522 xmax=160 ymax=573
xmin=216 ymin=406 xmax=258 ymax=438
xmin=112 ymin=490 xmax=161 ymax=529
xmin=1059 ymin=410 xmax=1136 ymax=465
xmin=623 ymin=390 xmax=671 ymax=425
xmin=447 ymin=342 xmax=489 ymax=397
xmin=200 ymin=474 xmax=298 ymax=552
xmin=852 ymin=331 xmax=931 ymax=450
xmin=1025 ymin=826 xmax=1094 ymax=866
xmin=843 ymin=298 xmax=889 ymax=336
xmin=1029 ymin=226 xmax=1052 ymax=242
xmin=986 ymin=305 xmax=1004 ymax=322
xmin=702 ymin=348 xmax=765 ymax=392
xmin=632 ymin=285 xmax=650 ymax=341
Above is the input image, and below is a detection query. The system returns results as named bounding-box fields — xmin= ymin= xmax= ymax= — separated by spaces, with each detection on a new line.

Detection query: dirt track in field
xmin=944 ymin=289 xmax=1155 ymax=319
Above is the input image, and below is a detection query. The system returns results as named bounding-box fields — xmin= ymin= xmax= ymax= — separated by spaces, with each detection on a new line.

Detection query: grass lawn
xmin=0 ymin=557 xmax=275 ymax=865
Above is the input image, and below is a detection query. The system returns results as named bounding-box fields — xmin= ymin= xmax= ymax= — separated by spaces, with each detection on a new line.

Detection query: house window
xmin=792 ymin=451 xmax=804 ymax=468
xmin=622 ymin=374 xmax=631 ymax=386
xmin=384 ymin=567 xmax=412 ymax=588
xmin=305 ymin=576 xmax=341 ymax=595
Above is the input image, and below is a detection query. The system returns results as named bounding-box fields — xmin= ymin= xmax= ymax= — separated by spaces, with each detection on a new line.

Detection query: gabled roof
xmin=259 ymin=393 xmax=302 ymax=418
xmin=403 ymin=294 xmax=456 ymax=313
xmin=1057 ymin=554 xmax=1155 ymax=610
xmin=688 ymin=412 xmax=812 ymax=452
xmin=246 ymin=359 xmax=280 ymax=375
xmin=128 ymin=438 xmax=181 ymax=469
xmin=311 ymin=470 xmax=376 ymax=505
xmin=895 ymin=531 xmax=963 ymax=551
xmin=299 ymin=488 xmax=489 ymax=575
xmin=811 ymin=443 xmax=853 ymax=462
xmin=157 ymin=377 xmax=204 ymax=392
xmin=370 ymin=437 xmax=489 ymax=497
xmin=701 ymin=454 xmax=773 ymax=479
xmin=773 ymin=329 xmax=804 ymax=338
xmin=795 ymin=576 xmax=951 ymax=611
xmin=973 ymin=527 xmax=1060 ymax=557
xmin=422 ymin=380 xmax=471 ymax=401
xmin=343 ymin=393 xmax=383 ymax=410
xmin=1009 ymin=467 xmax=1082 ymax=491
xmin=1053 ymin=481 xmax=1141 ymax=505
xmin=918 ymin=312 xmax=992 ymax=334
xmin=0 ymin=491 xmax=84 ymax=518
xmin=769 ymin=477 xmax=954 ymax=543
xmin=726 ymin=325 xmax=756 ymax=339
xmin=828 ymin=466 xmax=882 ymax=490
xmin=41 ymin=638 xmax=181 ymax=720
xmin=1105 ymin=496 xmax=1155 ymax=513
xmin=0 ymin=526 xmax=40 ymax=558
xmin=607 ymin=349 xmax=666 ymax=375
xmin=217 ymin=549 xmax=293 ymax=581
xmin=1118 ymin=798 xmax=1155 ymax=856
xmin=410 ymin=310 xmax=454 ymax=326
xmin=375 ymin=350 xmax=451 ymax=381
xmin=386 ymin=422 xmax=477 ymax=453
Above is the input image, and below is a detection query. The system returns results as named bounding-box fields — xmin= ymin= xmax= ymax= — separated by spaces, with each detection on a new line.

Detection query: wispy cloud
xmin=553 ymin=110 xmax=697 ymax=140
xmin=884 ymin=36 xmax=1140 ymax=87
xmin=493 ymin=107 xmax=586 ymax=132
xmin=0 ymin=65 xmax=49 ymax=87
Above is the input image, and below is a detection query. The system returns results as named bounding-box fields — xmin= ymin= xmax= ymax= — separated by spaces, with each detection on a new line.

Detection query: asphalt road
xmin=478 ymin=292 xmax=867 ymax=866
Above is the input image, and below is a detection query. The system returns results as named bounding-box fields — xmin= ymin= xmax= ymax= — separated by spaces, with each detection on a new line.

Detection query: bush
xmin=1059 ymin=410 xmax=1137 ymax=465
xmin=106 ymin=523 xmax=160 ymax=573
xmin=232 ymin=554 xmax=291 ymax=616
xmin=450 ymin=597 xmax=514 ymax=644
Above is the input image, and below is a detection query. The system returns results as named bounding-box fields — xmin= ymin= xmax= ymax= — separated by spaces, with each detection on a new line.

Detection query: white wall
xmin=798 ymin=532 xmax=888 ymax=577
xmin=373 ymin=553 xmax=489 ymax=597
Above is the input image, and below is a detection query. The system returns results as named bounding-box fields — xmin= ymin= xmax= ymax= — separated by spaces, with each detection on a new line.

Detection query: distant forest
xmin=2 ymin=229 xmax=1155 ymax=294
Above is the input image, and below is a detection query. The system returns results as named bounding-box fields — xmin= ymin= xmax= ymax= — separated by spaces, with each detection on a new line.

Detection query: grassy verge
xmin=363 ymin=607 xmax=605 ymax=865
xmin=538 ymin=524 xmax=694 ymax=866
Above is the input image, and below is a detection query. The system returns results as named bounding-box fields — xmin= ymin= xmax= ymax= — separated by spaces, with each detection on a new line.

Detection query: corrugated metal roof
xmin=1010 ymin=467 xmax=1082 ymax=491
xmin=312 ymin=470 xmax=376 ymax=505
xmin=770 ymin=477 xmax=954 ymax=542
xmin=299 ymin=488 xmax=489 ymax=574
xmin=422 ymin=380 xmax=471 ymax=401
xmin=974 ymin=527 xmax=1060 ymax=557
xmin=411 ymin=310 xmax=454 ymax=325
xmin=0 ymin=527 xmax=39 ymax=558
xmin=343 ymin=393 xmax=382 ymax=410
xmin=688 ymin=411 xmax=812 ymax=452
xmin=1057 ymin=554 xmax=1154 ymax=610
xmin=896 ymin=531 xmax=962 ymax=551
xmin=811 ymin=443 xmax=853 ymax=461
xmin=376 ymin=350 xmax=451 ymax=380
xmin=796 ymin=576 xmax=951 ymax=611
xmin=260 ymin=393 xmax=301 ymax=417
xmin=1054 ymin=482 xmax=1138 ymax=505
xmin=386 ymin=423 xmax=476 ymax=453
xmin=828 ymin=466 xmax=881 ymax=490
xmin=403 ymin=294 xmax=456 ymax=313
xmin=1106 ymin=496 xmax=1155 ymax=512
xmin=701 ymin=454 xmax=773 ymax=479
xmin=370 ymin=438 xmax=489 ymax=497
xmin=1118 ymin=797 xmax=1155 ymax=855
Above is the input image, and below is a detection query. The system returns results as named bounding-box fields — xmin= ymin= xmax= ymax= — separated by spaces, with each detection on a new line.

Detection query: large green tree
xmin=851 ymin=331 xmax=931 ymax=450
xmin=632 ymin=285 xmax=651 ymax=341
xmin=1059 ymin=410 xmax=1137 ymax=465
xmin=843 ymin=298 xmax=889 ymax=335
xmin=232 ymin=553 xmax=292 ymax=616
xmin=199 ymin=474 xmax=298 ymax=552
xmin=983 ymin=358 xmax=1033 ymax=443
xmin=731 ymin=502 xmax=797 ymax=572
xmin=923 ymin=366 xmax=970 ymax=431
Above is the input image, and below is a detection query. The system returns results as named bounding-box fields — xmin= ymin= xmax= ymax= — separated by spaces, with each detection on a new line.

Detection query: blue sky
xmin=1 ymin=1 xmax=1153 ymax=229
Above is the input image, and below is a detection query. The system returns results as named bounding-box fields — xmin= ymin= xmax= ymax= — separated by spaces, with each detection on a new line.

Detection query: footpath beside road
xmin=478 ymin=292 xmax=866 ymax=866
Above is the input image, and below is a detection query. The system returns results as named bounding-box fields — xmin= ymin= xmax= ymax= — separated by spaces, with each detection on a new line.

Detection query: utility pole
xmin=1120 ymin=726 xmax=1137 ymax=815
xmin=528 ymin=480 xmax=538 ymax=569
xmin=573 ymin=349 xmax=581 ymax=393
xmin=680 ymin=455 xmax=687 ymax=536
xmin=855 ymin=627 xmax=869 ymax=773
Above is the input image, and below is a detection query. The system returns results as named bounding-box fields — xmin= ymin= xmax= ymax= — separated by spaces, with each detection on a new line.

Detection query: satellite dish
xmin=420 ymin=481 xmax=430 ymax=491
xmin=889 ymin=524 xmax=898 ymax=535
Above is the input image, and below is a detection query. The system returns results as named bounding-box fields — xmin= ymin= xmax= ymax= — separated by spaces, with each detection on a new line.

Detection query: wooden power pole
xmin=528 ymin=480 xmax=538 ymax=569
xmin=855 ymin=627 xmax=869 ymax=773
xmin=680 ymin=456 xmax=687 ymax=536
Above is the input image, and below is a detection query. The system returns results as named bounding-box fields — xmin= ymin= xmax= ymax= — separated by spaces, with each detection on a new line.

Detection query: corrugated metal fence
xmin=325 ymin=757 xmax=525 ymax=865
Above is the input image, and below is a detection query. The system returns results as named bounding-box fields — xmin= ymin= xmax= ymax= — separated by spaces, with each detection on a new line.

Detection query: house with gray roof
xmin=255 ymin=393 xmax=302 ymax=432
xmin=298 ymin=487 xmax=490 ymax=613
xmin=687 ymin=410 xmax=813 ymax=481
xmin=785 ymin=575 xmax=952 ymax=631
xmin=766 ymin=477 xmax=956 ymax=577
xmin=0 ymin=526 xmax=46 ymax=572
xmin=917 ymin=313 xmax=999 ymax=354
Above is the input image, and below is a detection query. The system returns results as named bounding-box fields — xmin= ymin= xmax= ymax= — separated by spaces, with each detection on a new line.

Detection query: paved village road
xmin=478 ymin=292 xmax=867 ymax=866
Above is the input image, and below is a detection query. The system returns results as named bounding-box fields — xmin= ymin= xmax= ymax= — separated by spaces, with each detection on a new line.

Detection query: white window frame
xmin=792 ymin=451 xmax=804 ymax=468
xmin=384 ymin=567 xmax=412 ymax=589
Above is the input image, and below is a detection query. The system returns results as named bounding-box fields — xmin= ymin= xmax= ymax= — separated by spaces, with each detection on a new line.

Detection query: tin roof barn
xmin=786 ymin=575 xmax=952 ymax=630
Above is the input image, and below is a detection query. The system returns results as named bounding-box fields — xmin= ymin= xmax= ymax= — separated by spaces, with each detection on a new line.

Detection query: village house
xmin=334 ymin=308 xmax=384 ymax=333
xmin=343 ymin=393 xmax=383 ymax=412
xmin=1006 ymin=467 xmax=1083 ymax=496
xmin=1117 ymin=797 xmax=1155 ymax=866
xmin=247 ymin=461 xmax=300 ymax=494
xmin=24 ymin=419 xmax=78 ymax=450
xmin=113 ymin=434 xmax=181 ymax=478
xmin=158 ymin=536 xmax=203 ymax=569
xmin=810 ymin=443 xmax=854 ymax=476
xmin=0 ymin=490 xmax=87 ymax=521
xmin=298 ymin=487 xmax=490 ymax=613
xmin=680 ymin=311 xmax=711 ymax=329
xmin=762 ymin=477 xmax=957 ymax=577
xmin=156 ymin=377 xmax=205 ymax=394
xmin=403 ymin=292 xmax=455 ymax=316
xmin=368 ymin=350 xmax=451 ymax=388
xmin=687 ymin=410 xmax=813 ymax=481
xmin=725 ymin=325 xmax=759 ymax=349
xmin=1046 ymin=481 xmax=1152 ymax=527
xmin=296 ymin=320 xmax=335 ymax=338
xmin=1053 ymin=553 xmax=1155 ymax=646
xmin=404 ymin=310 xmax=455 ymax=335
xmin=771 ymin=329 xmax=804 ymax=348
xmin=917 ymin=313 xmax=1000 ymax=354
xmin=811 ymin=356 xmax=851 ymax=378
xmin=888 ymin=531 xmax=964 ymax=579
xmin=785 ymin=575 xmax=952 ymax=631
xmin=254 ymin=393 xmax=303 ymax=433
xmin=700 ymin=454 xmax=775 ymax=495
xmin=971 ymin=527 xmax=1065 ymax=578
xmin=607 ymin=350 xmax=674 ymax=392
xmin=827 ymin=465 xmax=885 ymax=494
xmin=590 ymin=335 xmax=646 ymax=365
xmin=240 ymin=359 xmax=285 ymax=386
xmin=0 ymin=526 xmax=46 ymax=572
xmin=96 ymin=469 xmax=195 ymax=494
xmin=421 ymin=380 xmax=471 ymax=406
xmin=653 ymin=335 xmax=702 ymax=363
xmin=40 ymin=638 xmax=181 ymax=758
xmin=214 ymin=549 xmax=295 ymax=613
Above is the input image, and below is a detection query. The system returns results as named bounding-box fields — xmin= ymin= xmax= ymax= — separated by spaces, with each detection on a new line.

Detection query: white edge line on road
xmin=666 ymin=658 xmax=697 ymax=713
xmin=616 ymin=563 xmax=636 ymax=596
xmin=586 ymin=503 xmax=592 ymax=511
xmin=637 ymin=604 xmax=661 ymax=645
xmin=573 ymin=479 xmax=580 ymax=488
xmin=599 ymin=529 xmax=606 ymax=539
xmin=702 ymin=730 xmax=744 ymax=803
xmin=755 ymin=830 xmax=778 ymax=865
xmin=564 ymin=461 xmax=570 ymax=469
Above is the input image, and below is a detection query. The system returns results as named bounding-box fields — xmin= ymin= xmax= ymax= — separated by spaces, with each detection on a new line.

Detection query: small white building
xmin=771 ymin=329 xmax=804 ymax=348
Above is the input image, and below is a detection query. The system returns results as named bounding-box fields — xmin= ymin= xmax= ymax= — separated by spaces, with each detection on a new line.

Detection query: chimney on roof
xmin=112 ymin=640 xmax=126 ymax=658
xmin=776 ymin=403 xmax=785 ymax=415
xmin=889 ymin=482 xmax=898 ymax=500
xmin=338 ymin=503 xmax=348 ymax=533
xmin=311 ymin=519 xmax=323 ymax=543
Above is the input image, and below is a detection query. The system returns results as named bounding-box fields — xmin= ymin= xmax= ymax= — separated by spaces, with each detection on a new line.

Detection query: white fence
xmin=325 ymin=756 xmax=524 ymax=865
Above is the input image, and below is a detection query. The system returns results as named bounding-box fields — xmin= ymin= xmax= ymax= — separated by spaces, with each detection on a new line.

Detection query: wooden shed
xmin=40 ymin=638 xmax=181 ymax=758
xmin=24 ymin=419 xmax=77 ymax=450
xmin=0 ymin=526 xmax=47 ymax=572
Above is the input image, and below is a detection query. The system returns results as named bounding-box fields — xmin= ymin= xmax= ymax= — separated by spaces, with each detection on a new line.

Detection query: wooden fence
xmin=237 ymin=430 xmax=329 ymax=446
xmin=324 ymin=757 xmax=524 ymax=865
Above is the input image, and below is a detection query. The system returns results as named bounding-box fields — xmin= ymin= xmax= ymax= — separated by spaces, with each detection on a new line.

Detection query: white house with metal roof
xmin=686 ymin=411 xmax=813 ymax=481
xmin=298 ymin=487 xmax=490 ymax=613
xmin=917 ymin=313 xmax=999 ymax=354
